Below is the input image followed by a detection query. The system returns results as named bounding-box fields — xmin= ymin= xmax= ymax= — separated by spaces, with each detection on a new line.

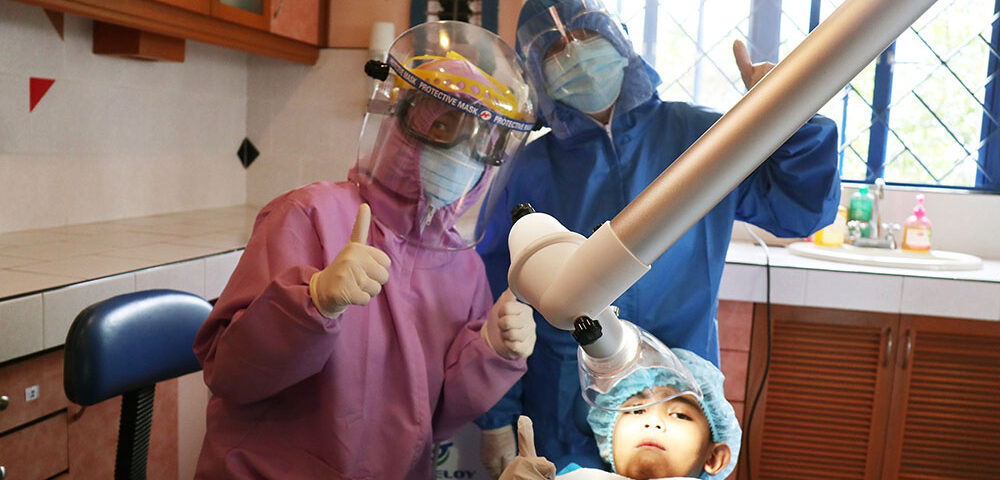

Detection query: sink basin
xmin=787 ymin=242 xmax=983 ymax=271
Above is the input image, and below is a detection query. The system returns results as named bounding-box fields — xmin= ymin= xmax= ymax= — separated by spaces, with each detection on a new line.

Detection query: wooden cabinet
xmin=0 ymin=412 xmax=69 ymax=479
xmin=0 ymin=349 xmax=183 ymax=480
xmin=66 ymin=380 xmax=179 ymax=480
xmin=150 ymin=0 xmax=209 ymax=15
xmin=211 ymin=0 xmax=270 ymax=30
xmin=269 ymin=0 xmax=322 ymax=45
xmin=881 ymin=315 xmax=1000 ymax=479
xmin=148 ymin=0 xmax=322 ymax=44
xmin=741 ymin=305 xmax=1000 ymax=479
xmin=14 ymin=0 xmax=322 ymax=64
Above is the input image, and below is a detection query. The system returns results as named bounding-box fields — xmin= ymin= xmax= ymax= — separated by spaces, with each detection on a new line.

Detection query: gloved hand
xmin=480 ymin=424 xmax=517 ymax=480
xmin=481 ymin=289 xmax=536 ymax=359
xmin=499 ymin=416 xmax=556 ymax=480
xmin=309 ymin=203 xmax=391 ymax=319
xmin=733 ymin=39 xmax=776 ymax=90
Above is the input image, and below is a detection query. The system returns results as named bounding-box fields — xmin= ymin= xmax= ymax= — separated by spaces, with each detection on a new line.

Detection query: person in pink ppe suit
xmin=193 ymin=21 xmax=539 ymax=479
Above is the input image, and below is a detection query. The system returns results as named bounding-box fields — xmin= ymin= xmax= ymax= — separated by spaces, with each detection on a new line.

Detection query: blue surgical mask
xmin=420 ymin=143 xmax=485 ymax=209
xmin=543 ymin=36 xmax=628 ymax=114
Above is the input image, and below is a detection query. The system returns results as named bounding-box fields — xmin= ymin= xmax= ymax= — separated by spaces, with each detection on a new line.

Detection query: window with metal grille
xmin=608 ymin=0 xmax=1000 ymax=191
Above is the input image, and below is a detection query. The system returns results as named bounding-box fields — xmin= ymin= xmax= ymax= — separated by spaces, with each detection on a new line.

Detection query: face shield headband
xmin=517 ymin=0 xmax=633 ymax=66
xmin=386 ymin=53 xmax=535 ymax=140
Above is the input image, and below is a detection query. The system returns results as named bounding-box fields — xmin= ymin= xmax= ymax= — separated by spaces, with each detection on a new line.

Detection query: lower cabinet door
xmin=881 ymin=315 xmax=1000 ymax=480
xmin=0 ymin=412 xmax=69 ymax=479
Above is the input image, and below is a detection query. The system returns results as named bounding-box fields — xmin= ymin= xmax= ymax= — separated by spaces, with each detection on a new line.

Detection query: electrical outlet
xmin=25 ymin=385 xmax=39 ymax=402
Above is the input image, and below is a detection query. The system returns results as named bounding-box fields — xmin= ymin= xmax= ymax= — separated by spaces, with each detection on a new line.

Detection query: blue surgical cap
xmin=515 ymin=0 xmax=660 ymax=139
xmin=586 ymin=348 xmax=742 ymax=480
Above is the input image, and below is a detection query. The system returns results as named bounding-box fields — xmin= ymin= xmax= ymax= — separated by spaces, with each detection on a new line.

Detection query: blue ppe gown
xmin=472 ymin=0 xmax=842 ymax=470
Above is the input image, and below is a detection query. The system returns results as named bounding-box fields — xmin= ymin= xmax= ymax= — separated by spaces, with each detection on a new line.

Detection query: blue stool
xmin=63 ymin=289 xmax=212 ymax=480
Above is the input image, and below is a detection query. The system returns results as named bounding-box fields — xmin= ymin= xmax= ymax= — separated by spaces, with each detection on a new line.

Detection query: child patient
xmin=500 ymin=348 xmax=742 ymax=480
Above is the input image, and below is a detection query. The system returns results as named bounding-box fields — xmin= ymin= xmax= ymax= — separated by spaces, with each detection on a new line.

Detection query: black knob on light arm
xmin=364 ymin=60 xmax=390 ymax=81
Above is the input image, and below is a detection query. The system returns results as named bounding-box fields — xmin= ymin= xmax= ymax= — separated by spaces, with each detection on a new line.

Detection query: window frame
xmin=627 ymin=0 xmax=1000 ymax=192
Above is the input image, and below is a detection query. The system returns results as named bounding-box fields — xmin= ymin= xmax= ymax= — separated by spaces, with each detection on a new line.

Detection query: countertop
xmin=2 ymin=206 xmax=999 ymax=364
xmin=0 ymin=206 xmax=257 ymax=300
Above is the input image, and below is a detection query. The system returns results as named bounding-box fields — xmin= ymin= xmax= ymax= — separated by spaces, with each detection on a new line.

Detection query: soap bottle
xmin=814 ymin=205 xmax=847 ymax=247
xmin=902 ymin=194 xmax=932 ymax=252
xmin=848 ymin=186 xmax=874 ymax=237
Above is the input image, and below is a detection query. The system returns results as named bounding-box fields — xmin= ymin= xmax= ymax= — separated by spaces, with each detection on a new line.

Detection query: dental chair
xmin=63 ymin=289 xmax=212 ymax=480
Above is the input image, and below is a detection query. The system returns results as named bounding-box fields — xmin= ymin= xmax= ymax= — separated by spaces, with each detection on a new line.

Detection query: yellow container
xmin=813 ymin=205 xmax=847 ymax=247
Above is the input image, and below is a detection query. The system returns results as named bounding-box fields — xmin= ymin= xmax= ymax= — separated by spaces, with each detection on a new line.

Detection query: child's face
xmin=611 ymin=385 xmax=725 ymax=479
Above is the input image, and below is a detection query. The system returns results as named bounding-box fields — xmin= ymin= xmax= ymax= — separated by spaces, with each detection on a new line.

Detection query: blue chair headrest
xmin=63 ymin=289 xmax=212 ymax=406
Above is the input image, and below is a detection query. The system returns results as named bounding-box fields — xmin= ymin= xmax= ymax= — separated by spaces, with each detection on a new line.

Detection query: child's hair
xmin=586 ymin=348 xmax=742 ymax=480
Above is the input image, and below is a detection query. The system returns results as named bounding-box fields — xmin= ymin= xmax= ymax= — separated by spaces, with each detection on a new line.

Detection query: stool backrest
xmin=63 ymin=289 xmax=212 ymax=480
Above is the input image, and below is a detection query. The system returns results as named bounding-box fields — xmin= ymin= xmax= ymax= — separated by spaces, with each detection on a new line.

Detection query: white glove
xmin=481 ymin=424 xmax=517 ymax=480
xmin=499 ymin=416 xmax=556 ymax=480
xmin=309 ymin=203 xmax=391 ymax=319
xmin=481 ymin=289 xmax=536 ymax=359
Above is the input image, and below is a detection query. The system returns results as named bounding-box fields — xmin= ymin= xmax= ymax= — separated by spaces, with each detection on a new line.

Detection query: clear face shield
xmin=579 ymin=321 xmax=703 ymax=413
xmin=359 ymin=21 xmax=536 ymax=250
xmin=516 ymin=0 xmax=631 ymax=113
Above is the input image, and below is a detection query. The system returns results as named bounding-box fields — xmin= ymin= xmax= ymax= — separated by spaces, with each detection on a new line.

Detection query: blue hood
xmin=515 ymin=0 xmax=661 ymax=139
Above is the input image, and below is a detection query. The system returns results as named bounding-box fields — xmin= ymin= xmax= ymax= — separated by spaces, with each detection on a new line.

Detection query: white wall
xmin=733 ymin=186 xmax=1000 ymax=259
xmin=0 ymin=1 xmax=248 ymax=233
xmin=244 ymin=48 xmax=370 ymax=206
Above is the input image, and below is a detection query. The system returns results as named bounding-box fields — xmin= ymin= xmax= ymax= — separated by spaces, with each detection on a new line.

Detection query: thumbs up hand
xmin=309 ymin=203 xmax=392 ymax=319
xmin=733 ymin=39 xmax=775 ymax=90
xmin=499 ymin=416 xmax=556 ymax=480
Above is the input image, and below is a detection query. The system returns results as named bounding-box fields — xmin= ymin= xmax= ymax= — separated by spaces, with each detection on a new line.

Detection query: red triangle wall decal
xmin=30 ymin=77 xmax=55 ymax=112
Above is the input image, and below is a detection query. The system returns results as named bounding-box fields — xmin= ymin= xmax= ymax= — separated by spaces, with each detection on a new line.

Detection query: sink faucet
xmin=848 ymin=178 xmax=900 ymax=249
xmin=872 ymin=178 xmax=883 ymax=240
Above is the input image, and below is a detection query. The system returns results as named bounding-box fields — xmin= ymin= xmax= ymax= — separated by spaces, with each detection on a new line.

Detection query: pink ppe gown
xmin=192 ymin=179 xmax=526 ymax=479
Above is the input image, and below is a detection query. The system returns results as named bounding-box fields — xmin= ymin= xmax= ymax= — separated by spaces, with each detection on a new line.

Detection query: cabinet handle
xmin=1 ymin=465 xmax=6 ymax=480
xmin=0 ymin=395 xmax=8 ymax=410
xmin=883 ymin=328 xmax=893 ymax=368
xmin=902 ymin=330 xmax=913 ymax=370
xmin=273 ymin=0 xmax=283 ymax=19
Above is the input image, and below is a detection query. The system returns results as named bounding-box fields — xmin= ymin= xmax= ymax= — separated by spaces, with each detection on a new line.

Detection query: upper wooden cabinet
xmin=15 ymin=0 xmax=321 ymax=64
xmin=211 ymin=0 xmax=269 ymax=30
xmin=268 ymin=0 xmax=321 ymax=45
xmin=742 ymin=305 xmax=1000 ymax=480
xmin=150 ymin=0 xmax=321 ymax=44
xmin=151 ymin=0 xmax=209 ymax=15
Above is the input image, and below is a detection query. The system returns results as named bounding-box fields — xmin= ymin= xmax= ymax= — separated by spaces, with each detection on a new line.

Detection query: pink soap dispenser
xmin=902 ymin=194 xmax=932 ymax=252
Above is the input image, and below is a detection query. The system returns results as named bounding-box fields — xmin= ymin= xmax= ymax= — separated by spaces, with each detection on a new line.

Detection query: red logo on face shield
xmin=479 ymin=110 xmax=493 ymax=121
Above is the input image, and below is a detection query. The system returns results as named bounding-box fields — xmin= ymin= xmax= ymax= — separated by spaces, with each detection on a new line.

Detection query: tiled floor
xmin=0 ymin=205 xmax=257 ymax=299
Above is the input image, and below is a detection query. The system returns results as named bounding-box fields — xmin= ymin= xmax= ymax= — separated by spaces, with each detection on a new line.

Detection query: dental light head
xmin=508 ymin=204 xmax=690 ymax=412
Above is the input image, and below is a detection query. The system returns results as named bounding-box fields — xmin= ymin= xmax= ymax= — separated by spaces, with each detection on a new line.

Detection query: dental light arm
xmin=507 ymin=0 xmax=938 ymax=376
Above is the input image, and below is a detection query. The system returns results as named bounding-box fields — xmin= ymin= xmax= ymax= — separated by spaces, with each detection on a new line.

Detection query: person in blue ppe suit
xmin=474 ymin=0 xmax=840 ymax=475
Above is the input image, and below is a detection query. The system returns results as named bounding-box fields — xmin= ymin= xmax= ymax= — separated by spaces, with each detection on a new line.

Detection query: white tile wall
xmin=245 ymin=48 xmax=369 ymax=206
xmin=42 ymin=273 xmax=135 ymax=348
xmin=732 ymin=187 xmax=1000 ymax=261
xmin=769 ymin=267 xmax=809 ymax=305
xmin=135 ymin=259 xmax=206 ymax=298
xmin=718 ymin=263 xmax=766 ymax=303
xmin=0 ymin=294 xmax=43 ymax=363
xmin=0 ymin=5 xmax=248 ymax=233
xmin=900 ymin=277 xmax=1000 ymax=321
xmin=804 ymin=270 xmax=903 ymax=313
xmin=205 ymin=250 xmax=242 ymax=300
xmin=0 ymin=2 xmax=65 ymax=78
xmin=719 ymin=264 xmax=811 ymax=306
xmin=3 ymin=243 xmax=246 ymax=355
xmin=0 ymin=73 xmax=29 ymax=152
